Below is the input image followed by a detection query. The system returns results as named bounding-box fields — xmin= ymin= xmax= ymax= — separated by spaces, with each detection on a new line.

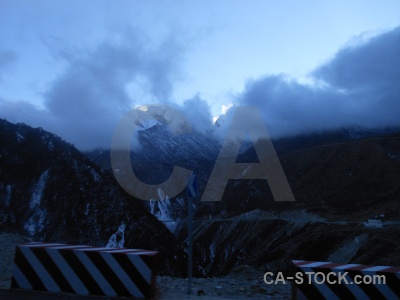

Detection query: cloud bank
xmin=232 ymin=27 xmax=400 ymax=138
xmin=1 ymin=30 xmax=187 ymax=149
xmin=1 ymin=27 xmax=400 ymax=149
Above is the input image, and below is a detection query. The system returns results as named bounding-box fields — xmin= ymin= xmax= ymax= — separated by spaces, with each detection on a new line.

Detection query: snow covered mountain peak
xmin=132 ymin=105 xmax=191 ymax=134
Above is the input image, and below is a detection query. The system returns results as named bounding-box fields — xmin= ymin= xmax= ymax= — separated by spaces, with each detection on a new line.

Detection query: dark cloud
xmin=179 ymin=94 xmax=214 ymax=133
xmin=313 ymin=27 xmax=400 ymax=128
xmin=231 ymin=26 xmax=400 ymax=138
xmin=314 ymin=28 xmax=400 ymax=90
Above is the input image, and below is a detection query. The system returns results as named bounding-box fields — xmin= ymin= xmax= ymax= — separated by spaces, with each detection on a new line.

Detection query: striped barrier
xmin=11 ymin=242 xmax=158 ymax=299
xmin=292 ymin=260 xmax=400 ymax=299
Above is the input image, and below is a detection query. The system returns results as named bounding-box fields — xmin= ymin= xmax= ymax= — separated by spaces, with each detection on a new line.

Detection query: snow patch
xmin=84 ymin=203 xmax=90 ymax=216
xmin=40 ymin=133 xmax=55 ymax=151
xmin=16 ymin=132 xmax=25 ymax=142
xmin=149 ymin=199 xmax=156 ymax=215
xmin=106 ymin=223 xmax=126 ymax=248
xmin=242 ymin=166 xmax=251 ymax=175
xmin=137 ymin=117 xmax=161 ymax=131
xmin=47 ymin=140 xmax=55 ymax=151
xmin=24 ymin=208 xmax=47 ymax=236
xmin=30 ymin=170 xmax=49 ymax=209
xmin=151 ymin=197 xmax=172 ymax=221
xmin=164 ymin=219 xmax=181 ymax=234
xmin=387 ymin=151 xmax=397 ymax=160
xmin=157 ymin=188 xmax=169 ymax=201
xmin=328 ymin=234 xmax=368 ymax=262
xmin=149 ymin=196 xmax=179 ymax=233
xmin=210 ymin=240 xmax=216 ymax=261
xmin=224 ymin=246 xmax=230 ymax=260
xmin=176 ymin=197 xmax=185 ymax=207
xmin=91 ymin=169 xmax=100 ymax=182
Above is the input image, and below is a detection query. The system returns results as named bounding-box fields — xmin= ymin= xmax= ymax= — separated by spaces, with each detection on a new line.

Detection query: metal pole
xmin=187 ymin=197 xmax=193 ymax=295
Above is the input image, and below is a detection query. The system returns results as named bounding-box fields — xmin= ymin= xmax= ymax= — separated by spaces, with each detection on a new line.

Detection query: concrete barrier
xmin=292 ymin=260 xmax=400 ymax=299
xmin=11 ymin=242 xmax=158 ymax=298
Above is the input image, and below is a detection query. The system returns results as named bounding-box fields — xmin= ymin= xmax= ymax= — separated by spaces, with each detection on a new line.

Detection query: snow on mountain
xmin=24 ymin=207 xmax=46 ymax=236
xmin=29 ymin=169 xmax=49 ymax=209
xmin=149 ymin=193 xmax=187 ymax=234
xmin=16 ymin=132 xmax=25 ymax=142
xmin=106 ymin=222 xmax=126 ymax=248
xmin=132 ymin=124 xmax=220 ymax=162
xmin=137 ymin=117 xmax=161 ymax=131
xmin=132 ymin=105 xmax=191 ymax=133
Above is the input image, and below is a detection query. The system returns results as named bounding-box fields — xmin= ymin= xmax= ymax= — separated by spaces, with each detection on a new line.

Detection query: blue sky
xmin=1 ymin=0 xmax=400 ymax=149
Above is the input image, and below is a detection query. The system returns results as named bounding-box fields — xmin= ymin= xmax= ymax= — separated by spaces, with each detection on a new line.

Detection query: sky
xmin=0 ymin=0 xmax=400 ymax=149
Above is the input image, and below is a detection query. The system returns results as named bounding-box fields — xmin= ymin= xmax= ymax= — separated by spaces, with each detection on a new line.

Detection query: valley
xmin=1 ymin=118 xmax=399 ymax=282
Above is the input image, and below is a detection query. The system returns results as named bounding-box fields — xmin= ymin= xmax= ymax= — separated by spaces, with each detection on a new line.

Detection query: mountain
xmin=87 ymin=122 xmax=400 ymax=172
xmin=0 ymin=119 xmax=186 ymax=276
xmin=3 ymin=116 xmax=399 ymax=279
xmin=86 ymin=124 xmax=220 ymax=171
xmin=86 ymin=123 xmax=400 ymax=276
xmin=85 ymin=123 xmax=400 ymax=221
xmin=184 ymin=133 xmax=400 ymax=275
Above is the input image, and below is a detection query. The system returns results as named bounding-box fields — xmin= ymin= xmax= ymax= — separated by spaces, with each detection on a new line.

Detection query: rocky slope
xmin=84 ymin=120 xmax=400 ymax=277
xmin=0 ymin=119 xmax=185 ymax=276
xmin=2 ymin=117 xmax=400 ymax=280
xmin=180 ymin=133 xmax=400 ymax=276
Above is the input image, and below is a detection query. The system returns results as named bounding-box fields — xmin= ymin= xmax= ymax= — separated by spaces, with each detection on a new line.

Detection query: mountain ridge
xmin=0 ymin=118 xmax=186 ymax=276
xmin=2 ymin=118 xmax=400 ymax=278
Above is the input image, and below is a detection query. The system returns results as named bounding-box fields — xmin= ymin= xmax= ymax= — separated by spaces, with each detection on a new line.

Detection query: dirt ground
xmin=0 ymin=233 xmax=290 ymax=299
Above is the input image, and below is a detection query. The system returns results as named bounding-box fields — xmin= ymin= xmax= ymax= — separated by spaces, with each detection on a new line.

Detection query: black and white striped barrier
xmin=292 ymin=260 xmax=400 ymax=299
xmin=11 ymin=242 xmax=158 ymax=298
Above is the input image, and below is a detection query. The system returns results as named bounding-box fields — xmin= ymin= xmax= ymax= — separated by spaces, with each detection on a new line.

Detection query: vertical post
xmin=186 ymin=174 xmax=197 ymax=295
xmin=187 ymin=197 xmax=193 ymax=295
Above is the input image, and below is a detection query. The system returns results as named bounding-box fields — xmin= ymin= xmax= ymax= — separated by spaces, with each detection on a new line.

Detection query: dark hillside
xmin=0 ymin=119 xmax=186 ymax=276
